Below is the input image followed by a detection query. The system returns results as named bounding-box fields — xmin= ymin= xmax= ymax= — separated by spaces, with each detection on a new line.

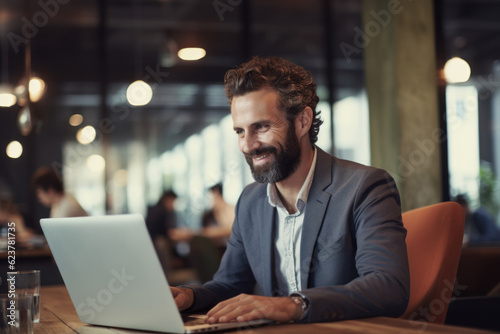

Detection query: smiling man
xmin=171 ymin=56 xmax=410 ymax=324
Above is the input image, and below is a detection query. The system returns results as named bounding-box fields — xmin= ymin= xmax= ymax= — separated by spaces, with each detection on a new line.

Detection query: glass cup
xmin=0 ymin=294 xmax=34 ymax=334
xmin=6 ymin=271 xmax=40 ymax=323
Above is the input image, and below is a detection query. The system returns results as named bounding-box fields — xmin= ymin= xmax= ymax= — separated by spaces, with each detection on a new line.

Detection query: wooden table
xmin=36 ymin=285 xmax=496 ymax=334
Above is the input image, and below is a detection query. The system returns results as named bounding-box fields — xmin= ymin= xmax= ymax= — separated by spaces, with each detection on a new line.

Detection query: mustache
xmin=244 ymin=147 xmax=277 ymax=159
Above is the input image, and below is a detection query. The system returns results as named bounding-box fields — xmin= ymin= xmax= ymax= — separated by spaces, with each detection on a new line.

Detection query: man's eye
xmin=235 ymin=129 xmax=243 ymax=135
xmin=256 ymin=124 xmax=268 ymax=131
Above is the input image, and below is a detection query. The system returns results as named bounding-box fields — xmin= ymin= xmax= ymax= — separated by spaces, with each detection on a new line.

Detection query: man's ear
xmin=296 ymin=107 xmax=313 ymax=137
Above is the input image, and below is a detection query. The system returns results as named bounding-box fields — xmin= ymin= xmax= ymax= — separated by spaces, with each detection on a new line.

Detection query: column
xmin=363 ymin=0 xmax=441 ymax=211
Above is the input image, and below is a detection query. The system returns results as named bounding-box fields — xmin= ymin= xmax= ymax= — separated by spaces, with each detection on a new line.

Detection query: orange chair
xmin=400 ymin=201 xmax=465 ymax=324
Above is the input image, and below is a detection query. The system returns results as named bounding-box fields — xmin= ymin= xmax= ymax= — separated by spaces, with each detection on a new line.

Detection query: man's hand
xmin=205 ymin=294 xmax=302 ymax=324
xmin=171 ymin=287 xmax=194 ymax=311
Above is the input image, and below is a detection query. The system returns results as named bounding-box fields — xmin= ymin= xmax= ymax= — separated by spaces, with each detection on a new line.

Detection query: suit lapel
xmin=300 ymin=148 xmax=333 ymax=289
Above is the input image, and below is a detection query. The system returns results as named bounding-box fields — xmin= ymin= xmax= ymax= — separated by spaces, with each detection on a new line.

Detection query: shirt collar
xmin=267 ymin=148 xmax=318 ymax=212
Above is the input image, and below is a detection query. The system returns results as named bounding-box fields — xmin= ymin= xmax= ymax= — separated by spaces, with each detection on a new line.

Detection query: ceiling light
xmin=6 ymin=141 xmax=23 ymax=159
xmin=126 ymin=80 xmax=153 ymax=106
xmin=17 ymin=106 xmax=33 ymax=136
xmin=178 ymin=47 xmax=206 ymax=61
xmin=444 ymin=57 xmax=471 ymax=84
xmin=0 ymin=84 xmax=17 ymax=107
xmin=69 ymin=114 xmax=83 ymax=126
xmin=77 ymin=125 xmax=97 ymax=145
xmin=14 ymin=84 xmax=27 ymax=106
xmin=29 ymin=77 xmax=46 ymax=102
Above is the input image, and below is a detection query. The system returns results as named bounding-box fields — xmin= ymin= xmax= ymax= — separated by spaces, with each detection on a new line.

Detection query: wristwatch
xmin=290 ymin=295 xmax=309 ymax=321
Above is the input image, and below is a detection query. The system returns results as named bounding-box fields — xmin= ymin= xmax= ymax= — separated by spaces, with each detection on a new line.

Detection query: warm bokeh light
xmin=86 ymin=154 xmax=106 ymax=172
xmin=444 ymin=57 xmax=471 ymax=84
xmin=0 ymin=84 xmax=17 ymax=107
xmin=29 ymin=77 xmax=46 ymax=102
xmin=126 ymin=80 xmax=153 ymax=106
xmin=6 ymin=141 xmax=23 ymax=159
xmin=69 ymin=114 xmax=83 ymax=126
xmin=14 ymin=84 xmax=26 ymax=106
xmin=76 ymin=125 xmax=97 ymax=145
xmin=17 ymin=106 xmax=33 ymax=136
xmin=178 ymin=47 xmax=206 ymax=61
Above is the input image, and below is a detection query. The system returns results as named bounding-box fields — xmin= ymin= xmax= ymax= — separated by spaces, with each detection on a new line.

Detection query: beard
xmin=245 ymin=123 xmax=301 ymax=183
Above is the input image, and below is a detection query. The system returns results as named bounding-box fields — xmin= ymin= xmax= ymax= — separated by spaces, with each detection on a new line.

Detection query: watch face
xmin=291 ymin=296 xmax=307 ymax=321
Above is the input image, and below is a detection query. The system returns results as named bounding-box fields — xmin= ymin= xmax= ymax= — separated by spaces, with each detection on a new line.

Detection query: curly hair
xmin=224 ymin=56 xmax=323 ymax=144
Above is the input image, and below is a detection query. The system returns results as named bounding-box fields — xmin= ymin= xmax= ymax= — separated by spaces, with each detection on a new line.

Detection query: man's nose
xmin=240 ymin=134 xmax=261 ymax=154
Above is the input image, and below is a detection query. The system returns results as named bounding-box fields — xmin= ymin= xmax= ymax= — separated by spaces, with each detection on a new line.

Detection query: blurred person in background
xmin=146 ymin=190 xmax=181 ymax=276
xmin=201 ymin=183 xmax=234 ymax=243
xmin=189 ymin=183 xmax=236 ymax=283
xmin=455 ymin=194 xmax=500 ymax=244
xmin=146 ymin=190 xmax=180 ymax=243
xmin=0 ymin=198 xmax=35 ymax=246
xmin=31 ymin=166 xmax=88 ymax=218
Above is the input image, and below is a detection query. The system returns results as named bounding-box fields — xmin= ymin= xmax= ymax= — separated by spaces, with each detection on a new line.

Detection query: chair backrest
xmin=400 ymin=201 xmax=465 ymax=324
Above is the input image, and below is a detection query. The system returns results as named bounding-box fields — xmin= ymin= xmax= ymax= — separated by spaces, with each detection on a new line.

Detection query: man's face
xmin=231 ymin=89 xmax=301 ymax=183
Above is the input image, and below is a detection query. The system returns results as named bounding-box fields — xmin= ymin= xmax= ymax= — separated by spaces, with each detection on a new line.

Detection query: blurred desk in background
xmin=0 ymin=245 xmax=52 ymax=259
xmin=0 ymin=246 xmax=64 ymax=288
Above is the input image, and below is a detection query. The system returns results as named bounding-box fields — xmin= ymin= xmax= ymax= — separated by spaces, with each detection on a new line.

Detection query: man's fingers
xmin=207 ymin=303 xmax=244 ymax=323
xmin=170 ymin=287 xmax=193 ymax=311
xmin=206 ymin=294 xmax=269 ymax=324
xmin=236 ymin=308 xmax=266 ymax=322
xmin=206 ymin=294 xmax=246 ymax=318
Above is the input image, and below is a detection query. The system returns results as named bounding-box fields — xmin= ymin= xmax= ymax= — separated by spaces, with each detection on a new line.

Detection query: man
xmin=32 ymin=166 xmax=88 ymax=218
xmin=145 ymin=190 xmax=181 ymax=277
xmin=455 ymin=194 xmax=500 ymax=244
xmin=201 ymin=183 xmax=235 ymax=241
xmin=146 ymin=190 xmax=179 ymax=241
xmin=171 ymin=56 xmax=409 ymax=323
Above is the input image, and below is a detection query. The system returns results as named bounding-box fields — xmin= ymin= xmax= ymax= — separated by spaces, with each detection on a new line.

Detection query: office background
xmin=0 ymin=0 xmax=499 ymax=232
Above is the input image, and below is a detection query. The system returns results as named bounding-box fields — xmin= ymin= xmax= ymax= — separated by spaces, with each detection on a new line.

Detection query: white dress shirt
xmin=267 ymin=148 xmax=317 ymax=296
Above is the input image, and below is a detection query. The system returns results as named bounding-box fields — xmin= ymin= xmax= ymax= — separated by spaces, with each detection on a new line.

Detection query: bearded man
xmin=171 ymin=56 xmax=409 ymax=324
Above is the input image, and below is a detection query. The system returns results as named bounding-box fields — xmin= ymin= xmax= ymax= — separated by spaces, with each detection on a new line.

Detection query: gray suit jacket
xmin=187 ymin=147 xmax=410 ymax=322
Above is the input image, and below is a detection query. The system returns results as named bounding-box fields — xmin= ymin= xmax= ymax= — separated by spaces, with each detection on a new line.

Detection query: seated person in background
xmin=171 ymin=56 xmax=409 ymax=324
xmin=201 ymin=183 xmax=235 ymax=244
xmin=455 ymin=194 xmax=500 ymax=244
xmin=31 ymin=166 xmax=88 ymax=218
xmin=146 ymin=190 xmax=181 ymax=275
xmin=0 ymin=198 xmax=35 ymax=246
xmin=190 ymin=183 xmax=236 ymax=283
xmin=146 ymin=190 xmax=179 ymax=241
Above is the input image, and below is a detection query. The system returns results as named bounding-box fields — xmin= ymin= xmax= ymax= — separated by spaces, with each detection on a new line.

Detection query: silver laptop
xmin=40 ymin=214 xmax=272 ymax=333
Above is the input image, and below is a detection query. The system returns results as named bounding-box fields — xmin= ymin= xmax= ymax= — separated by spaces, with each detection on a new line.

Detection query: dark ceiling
xmin=1 ymin=0 xmax=500 ymax=152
